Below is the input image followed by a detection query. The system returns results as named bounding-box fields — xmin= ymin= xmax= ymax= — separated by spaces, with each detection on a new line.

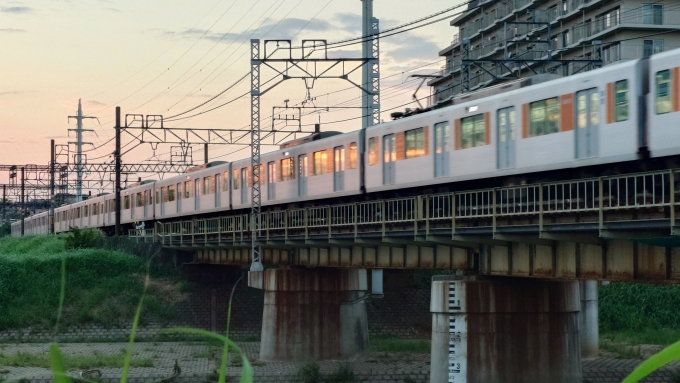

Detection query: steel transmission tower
xmin=361 ymin=0 xmax=380 ymax=129
xmin=68 ymin=99 xmax=96 ymax=201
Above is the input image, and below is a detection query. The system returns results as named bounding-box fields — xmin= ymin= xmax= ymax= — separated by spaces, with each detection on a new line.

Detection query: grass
xmin=369 ymin=334 xmax=430 ymax=353
xmin=600 ymin=283 xmax=680 ymax=333
xmin=295 ymin=362 xmax=320 ymax=383
xmin=326 ymin=363 xmax=355 ymax=383
xmin=600 ymin=342 xmax=644 ymax=360
xmin=0 ymin=351 xmax=153 ymax=369
xmin=0 ymin=235 xmax=184 ymax=331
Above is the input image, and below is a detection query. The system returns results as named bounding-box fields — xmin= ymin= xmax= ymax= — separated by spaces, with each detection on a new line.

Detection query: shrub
xmin=64 ymin=227 xmax=104 ymax=250
xmin=295 ymin=362 xmax=320 ymax=383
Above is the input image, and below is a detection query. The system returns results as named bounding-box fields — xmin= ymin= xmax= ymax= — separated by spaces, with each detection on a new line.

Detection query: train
xmin=12 ymin=48 xmax=680 ymax=237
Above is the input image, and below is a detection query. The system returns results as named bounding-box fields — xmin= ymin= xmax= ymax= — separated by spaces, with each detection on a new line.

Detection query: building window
xmin=184 ymin=180 xmax=193 ymax=199
xmin=643 ymin=39 xmax=664 ymax=58
xmin=280 ymin=158 xmax=295 ymax=181
xmin=313 ymin=151 xmax=327 ymax=175
xmin=460 ymin=114 xmax=486 ymax=149
xmin=562 ymin=30 xmax=570 ymax=47
xmin=368 ymin=137 xmax=378 ymax=165
xmin=643 ymin=4 xmax=663 ymax=25
xmin=615 ymin=80 xmax=628 ymax=122
xmin=348 ymin=142 xmax=358 ymax=169
xmin=656 ymin=70 xmax=672 ymax=114
xmin=529 ymin=97 xmax=560 ymax=136
xmin=405 ymin=127 xmax=426 ymax=158
xmin=603 ymin=43 xmax=621 ymax=63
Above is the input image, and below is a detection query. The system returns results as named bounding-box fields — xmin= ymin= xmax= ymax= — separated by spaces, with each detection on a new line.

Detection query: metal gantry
xmin=248 ymin=38 xmax=380 ymax=271
xmin=250 ymin=39 xmax=264 ymax=271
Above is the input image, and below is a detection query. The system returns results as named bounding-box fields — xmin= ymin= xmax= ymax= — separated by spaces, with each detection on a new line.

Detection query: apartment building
xmin=429 ymin=0 xmax=680 ymax=104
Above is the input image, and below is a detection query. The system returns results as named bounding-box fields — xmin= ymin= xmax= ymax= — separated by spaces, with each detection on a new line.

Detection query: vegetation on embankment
xmin=600 ymin=282 xmax=680 ymax=345
xmin=0 ymin=233 xmax=187 ymax=331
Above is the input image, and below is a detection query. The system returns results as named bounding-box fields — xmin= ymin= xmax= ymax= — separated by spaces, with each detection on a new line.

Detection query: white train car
xmin=155 ymin=162 xmax=229 ymax=220
xmin=120 ymin=180 xmax=155 ymax=225
xmin=366 ymin=59 xmax=645 ymax=192
xmin=11 ymin=220 xmax=21 ymax=237
xmin=647 ymin=49 xmax=680 ymax=158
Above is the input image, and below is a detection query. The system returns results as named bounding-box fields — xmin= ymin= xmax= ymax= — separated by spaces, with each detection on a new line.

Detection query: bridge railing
xmin=153 ymin=169 xmax=679 ymax=246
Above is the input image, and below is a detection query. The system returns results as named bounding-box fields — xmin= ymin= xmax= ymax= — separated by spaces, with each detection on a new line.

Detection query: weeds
xmin=295 ymin=362 xmax=320 ymax=383
xmin=326 ymin=362 xmax=355 ymax=383
xmin=600 ymin=283 xmax=680 ymax=332
xmin=0 ymin=351 xmax=153 ymax=369
xmin=369 ymin=334 xmax=430 ymax=353
xmin=600 ymin=342 xmax=643 ymax=359
xmin=64 ymin=228 xmax=103 ymax=250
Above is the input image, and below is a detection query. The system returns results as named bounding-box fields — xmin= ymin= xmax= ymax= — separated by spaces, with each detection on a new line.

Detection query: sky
xmin=0 ymin=0 xmax=460 ymax=190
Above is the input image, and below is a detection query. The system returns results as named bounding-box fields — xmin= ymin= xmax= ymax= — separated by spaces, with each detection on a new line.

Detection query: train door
xmin=575 ymin=88 xmax=600 ymax=159
xmin=214 ymin=174 xmax=221 ymax=208
xmin=334 ymin=146 xmax=345 ymax=191
xmin=194 ymin=179 xmax=200 ymax=210
xmin=298 ymin=155 xmax=308 ymax=197
xmin=434 ymin=121 xmax=451 ymax=177
xmin=241 ymin=169 xmax=248 ymax=204
xmin=144 ymin=190 xmax=150 ymax=218
xmin=267 ymin=162 xmax=276 ymax=200
xmin=176 ymin=183 xmax=182 ymax=213
xmin=383 ymin=134 xmax=396 ymax=185
xmin=497 ymin=107 xmax=516 ymax=169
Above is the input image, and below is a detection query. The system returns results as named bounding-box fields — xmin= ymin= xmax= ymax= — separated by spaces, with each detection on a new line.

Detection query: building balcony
xmin=604 ymin=43 xmax=680 ymax=65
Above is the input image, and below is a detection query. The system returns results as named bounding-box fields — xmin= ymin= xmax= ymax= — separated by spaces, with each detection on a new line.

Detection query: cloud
xmin=0 ymin=28 xmax=25 ymax=33
xmin=84 ymin=99 xmax=106 ymax=107
xmin=0 ymin=6 xmax=33 ymax=14
xmin=0 ymin=90 xmax=33 ymax=96
xmin=381 ymin=34 xmax=441 ymax=68
xmin=159 ymin=18 xmax=333 ymax=45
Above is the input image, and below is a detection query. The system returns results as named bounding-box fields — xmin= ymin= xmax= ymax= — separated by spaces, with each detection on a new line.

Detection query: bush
xmin=64 ymin=227 xmax=104 ymax=250
xmin=295 ymin=362 xmax=320 ymax=383
xmin=0 ymin=235 xmax=183 ymax=330
xmin=326 ymin=362 xmax=355 ymax=383
xmin=600 ymin=283 xmax=680 ymax=332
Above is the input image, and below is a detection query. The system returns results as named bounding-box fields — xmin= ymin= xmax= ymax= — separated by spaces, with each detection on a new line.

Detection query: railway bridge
xmin=132 ymin=167 xmax=680 ymax=383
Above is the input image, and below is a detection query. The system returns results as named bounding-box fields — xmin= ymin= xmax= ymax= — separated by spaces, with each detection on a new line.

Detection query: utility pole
xmin=115 ymin=107 xmax=122 ymax=237
xmin=360 ymin=0 xmax=380 ymax=192
xmin=68 ymin=99 xmax=96 ymax=202
xmin=50 ymin=139 xmax=55 ymax=234
xmin=204 ymin=143 xmax=209 ymax=164
xmin=250 ymin=40 xmax=264 ymax=272
xmin=20 ymin=167 xmax=24 ymax=237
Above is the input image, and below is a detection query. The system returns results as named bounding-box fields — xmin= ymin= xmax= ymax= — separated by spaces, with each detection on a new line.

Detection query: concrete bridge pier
xmin=579 ymin=280 xmax=599 ymax=358
xmin=248 ymin=268 xmax=368 ymax=361
xmin=430 ymin=276 xmax=582 ymax=383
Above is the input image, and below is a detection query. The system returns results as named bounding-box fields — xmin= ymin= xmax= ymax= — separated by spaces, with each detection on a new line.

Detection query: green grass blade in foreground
xmin=622 ymin=339 xmax=680 ymax=383
xmin=49 ymin=343 xmax=72 ymax=383
xmin=121 ymin=272 xmax=150 ymax=383
xmin=53 ymin=254 xmax=66 ymax=337
xmin=164 ymin=327 xmax=253 ymax=383
xmin=219 ymin=273 xmax=245 ymax=383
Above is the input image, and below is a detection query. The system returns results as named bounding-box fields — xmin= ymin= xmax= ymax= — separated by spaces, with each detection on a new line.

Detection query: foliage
xmin=599 ymin=283 xmax=680 ymax=332
xmin=369 ymin=334 xmax=430 ymax=353
xmin=295 ymin=362 xmax=320 ymax=383
xmin=622 ymin=340 xmax=680 ymax=383
xmin=64 ymin=227 xmax=104 ymax=250
xmin=0 ymin=235 xmax=181 ymax=331
xmin=0 ymin=222 xmax=11 ymax=238
xmin=326 ymin=362 xmax=355 ymax=383
xmin=0 ymin=351 xmax=152 ymax=369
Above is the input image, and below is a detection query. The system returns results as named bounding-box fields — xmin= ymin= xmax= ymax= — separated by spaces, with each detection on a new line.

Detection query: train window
xmin=460 ymin=114 xmax=486 ymax=149
xmin=156 ymin=188 xmax=160 ymax=204
xmin=167 ymin=185 xmax=175 ymax=202
xmin=84 ymin=206 xmax=89 ymax=217
xmin=268 ymin=162 xmax=277 ymax=184
xmin=202 ymin=177 xmax=213 ymax=195
xmin=280 ymin=157 xmax=295 ymax=181
xmin=313 ymin=151 xmax=327 ymax=175
xmin=405 ymin=127 xmax=426 ymax=158
xmin=656 ymin=70 xmax=672 ymax=114
xmin=348 ymin=142 xmax=358 ymax=169
xmin=368 ymin=137 xmax=378 ymax=165
xmin=615 ymin=80 xmax=628 ymax=122
xmin=233 ymin=169 xmax=240 ymax=190
xmin=109 ymin=200 xmax=114 ymax=213
xmin=529 ymin=97 xmax=560 ymax=136
xmin=136 ymin=192 xmax=143 ymax=207
xmin=184 ymin=180 xmax=193 ymax=199
xmin=223 ymin=171 xmax=229 ymax=191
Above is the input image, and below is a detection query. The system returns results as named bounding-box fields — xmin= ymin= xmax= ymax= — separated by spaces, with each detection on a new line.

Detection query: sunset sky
xmin=0 ymin=0 xmax=458 ymax=188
